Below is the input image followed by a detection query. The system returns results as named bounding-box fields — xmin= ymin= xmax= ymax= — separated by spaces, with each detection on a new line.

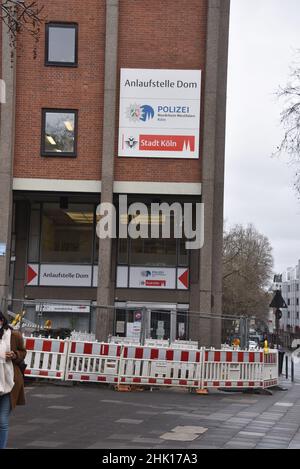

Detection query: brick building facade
xmin=0 ymin=0 xmax=230 ymax=346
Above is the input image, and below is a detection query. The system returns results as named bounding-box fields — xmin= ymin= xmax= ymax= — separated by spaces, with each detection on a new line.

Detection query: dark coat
xmin=10 ymin=330 xmax=27 ymax=409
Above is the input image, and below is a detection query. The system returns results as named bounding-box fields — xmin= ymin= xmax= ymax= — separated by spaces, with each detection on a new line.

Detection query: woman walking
xmin=0 ymin=311 xmax=26 ymax=449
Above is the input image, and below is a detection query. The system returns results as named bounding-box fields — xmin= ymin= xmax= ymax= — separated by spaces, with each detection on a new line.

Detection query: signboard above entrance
xmin=118 ymin=68 xmax=201 ymax=159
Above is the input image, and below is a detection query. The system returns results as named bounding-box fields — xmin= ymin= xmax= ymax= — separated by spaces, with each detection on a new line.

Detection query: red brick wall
xmin=12 ymin=0 xmax=207 ymax=183
xmin=13 ymin=0 xmax=105 ymax=180
xmin=115 ymin=0 xmax=207 ymax=183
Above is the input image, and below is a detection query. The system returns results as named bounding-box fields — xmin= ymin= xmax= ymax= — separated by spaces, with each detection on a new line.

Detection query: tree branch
xmin=1 ymin=0 xmax=44 ymax=54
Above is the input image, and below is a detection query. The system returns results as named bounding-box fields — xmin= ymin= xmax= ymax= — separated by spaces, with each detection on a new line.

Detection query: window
xmin=178 ymin=238 xmax=189 ymax=266
xmin=118 ymin=239 xmax=129 ymax=265
xmin=42 ymin=109 xmax=78 ymax=157
xmin=41 ymin=203 xmax=94 ymax=263
xmin=116 ymin=238 xmax=189 ymax=267
xmin=130 ymin=238 xmax=177 ymax=266
xmin=46 ymin=23 xmax=78 ymax=66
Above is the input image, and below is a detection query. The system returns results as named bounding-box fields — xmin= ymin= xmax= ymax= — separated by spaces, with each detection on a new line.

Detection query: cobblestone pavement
xmin=7 ymin=367 xmax=300 ymax=449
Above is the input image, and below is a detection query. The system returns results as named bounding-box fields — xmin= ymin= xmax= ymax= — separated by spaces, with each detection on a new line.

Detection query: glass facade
xmin=27 ymin=201 xmax=190 ymax=284
xmin=41 ymin=203 xmax=94 ymax=263
xmin=114 ymin=308 xmax=189 ymax=340
xmin=117 ymin=238 xmax=189 ymax=267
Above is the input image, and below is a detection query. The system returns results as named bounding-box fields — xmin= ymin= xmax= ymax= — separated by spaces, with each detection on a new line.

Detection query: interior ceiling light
xmin=65 ymin=212 xmax=94 ymax=223
xmin=64 ymin=121 xmax=74 ymax=132
xmin=46 ymin=135 xmax=57 ymax=145
xmin=120 ymin=214 xmax=166 ymax=225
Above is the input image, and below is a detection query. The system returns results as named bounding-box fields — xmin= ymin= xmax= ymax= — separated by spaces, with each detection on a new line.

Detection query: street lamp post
xmin=270 ymin=290 xmax=288 ymax=349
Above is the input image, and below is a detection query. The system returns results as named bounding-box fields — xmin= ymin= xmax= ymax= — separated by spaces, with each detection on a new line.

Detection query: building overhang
xmin=13 ymin=178 xmax=202 ymax=195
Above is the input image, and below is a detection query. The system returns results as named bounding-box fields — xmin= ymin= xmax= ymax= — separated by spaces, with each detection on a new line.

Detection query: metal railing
xmin=1 ymin=296 xmax=267 ymax=349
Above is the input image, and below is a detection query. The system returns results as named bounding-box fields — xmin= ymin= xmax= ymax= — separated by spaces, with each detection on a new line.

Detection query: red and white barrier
xmin=263 ymin=351 xmax=278 ymax=388
xmin=201 ymin=350 xmax=264 ymax=389
xmin=23 ymin=336 xmax=279 ymax=391
xmin=65 ymin=341 xmax=122 ymax=384
xmin=24 ymin=337 xmax=68 ymax=380
xmin=117 ymin=345 xmax=202 ymax=388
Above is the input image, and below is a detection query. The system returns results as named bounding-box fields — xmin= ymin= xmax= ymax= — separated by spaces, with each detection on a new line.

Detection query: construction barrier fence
xmin=23 ymin=336 xmax=279 ymax=391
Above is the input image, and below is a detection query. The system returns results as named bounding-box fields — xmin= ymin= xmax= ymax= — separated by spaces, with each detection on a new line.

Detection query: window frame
xmin=41 ymin=108 xmax=78 ymax=158
xmin=45 ymin=22 xmax=78 ymax=67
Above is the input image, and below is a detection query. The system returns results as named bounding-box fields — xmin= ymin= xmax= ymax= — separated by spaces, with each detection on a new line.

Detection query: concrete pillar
xmin=0 ymin=23 xmax=16 ymax=310
xmin=96 ymin=0 xmax=119 ymax=341
xmin=196 ymin=0 xmax=231 ymax=347
xmin=210 ymin=0 xmax=231 ymax=347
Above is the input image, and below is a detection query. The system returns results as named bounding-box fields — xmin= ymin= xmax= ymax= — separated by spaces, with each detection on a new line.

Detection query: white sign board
xmin=127 ymin=321 xmax=141 ymax=340
xmin=35 ymin=303 xmax=90 ymax=313
xmin=116 ymin=266 xmax=189 ymax=290
xmin=129 ymin=267 xmax=176 ymax=289
xmin=118 ymin=68 xmax=201 ymax=159
xmin=39 ymin=265 xmax=92 ymax=287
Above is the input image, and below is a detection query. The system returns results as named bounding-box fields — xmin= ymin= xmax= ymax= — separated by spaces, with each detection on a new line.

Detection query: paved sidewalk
xmin=7 ymin=370 xmax=300 ymax=449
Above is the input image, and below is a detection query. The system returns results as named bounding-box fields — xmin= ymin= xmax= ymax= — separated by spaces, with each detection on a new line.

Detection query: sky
xmin=225 ymin=0 xmax=300 ymax=274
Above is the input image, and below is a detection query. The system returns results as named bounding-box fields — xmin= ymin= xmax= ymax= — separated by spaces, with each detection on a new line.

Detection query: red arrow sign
xmin=178 ymin=269 xmax=189 ymax=289
xmin=27 ymin=265 xmax=38 ymax=285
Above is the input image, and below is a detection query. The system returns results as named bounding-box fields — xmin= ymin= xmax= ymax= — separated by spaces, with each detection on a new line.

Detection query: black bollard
xmin=291 ymin=357 xmax=294 ymax=383
xmin=286 ymin=355 xmax=288 ymax=379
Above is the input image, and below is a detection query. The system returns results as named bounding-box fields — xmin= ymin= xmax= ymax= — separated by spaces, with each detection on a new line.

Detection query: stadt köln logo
xmin=125 ymin=136 xmax=138 ymax=149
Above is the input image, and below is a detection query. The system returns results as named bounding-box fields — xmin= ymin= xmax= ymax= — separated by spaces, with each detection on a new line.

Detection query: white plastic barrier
xmin=171 ymin=340 xmax=199 ymax=350
xmin=201 ymin=350 xmax=264 ymax=389
xmin=70 ymin=331 xmax=96 ymax=342
xmin=144 ymin=339 xmax=170 ymax=348
xmin=108 ymin=336 xmax=140 ymax=345
xmin=263 ymin=351 xmax=279 ymax=388
xmin=24 ymin=336 xmax=69 ymax=380
xmin=117 ymin=345 xmax=202 ymax=388
xmin=65 ymin=341 xmax=122 ymax=384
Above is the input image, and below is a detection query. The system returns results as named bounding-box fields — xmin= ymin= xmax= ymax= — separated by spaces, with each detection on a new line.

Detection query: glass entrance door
xmin=150 ymin=310 xmax=171 ymax=340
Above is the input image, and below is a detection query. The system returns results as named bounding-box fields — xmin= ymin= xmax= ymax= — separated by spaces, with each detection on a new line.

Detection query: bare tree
xmin=223 ymin=224 xmax=273 ymax=319
xmin=1 ymin=0 xmax=44 ymax=55
xmin=276 ymin=53 xmax=300 ymax=196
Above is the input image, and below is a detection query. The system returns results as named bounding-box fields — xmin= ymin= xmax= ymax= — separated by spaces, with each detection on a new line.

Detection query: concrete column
xmin=0 ymin=24 xmax=16 ymax=310
xmin=210 ymin=0 xmax=231 ymax=346
xmin=96 ymin=0 xmax=119 ymax=341
xmin=195 ymin=0 xmax=230 ymax=347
